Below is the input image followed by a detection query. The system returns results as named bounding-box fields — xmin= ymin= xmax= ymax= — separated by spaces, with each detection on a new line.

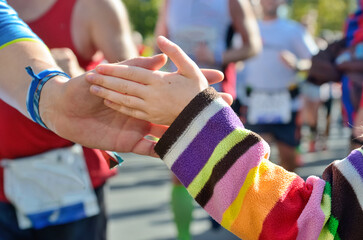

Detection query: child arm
xmin=87 ymin=36 xmax=362 ymax=239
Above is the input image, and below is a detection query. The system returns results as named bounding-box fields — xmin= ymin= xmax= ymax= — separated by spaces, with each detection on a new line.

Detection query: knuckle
xmin=122 ymin=81 xmax=129 ymax=94
xmin=125 ymin=68 xmax=135 ymax=80
xmin=124 ymin=95 xmax=132 ymax=106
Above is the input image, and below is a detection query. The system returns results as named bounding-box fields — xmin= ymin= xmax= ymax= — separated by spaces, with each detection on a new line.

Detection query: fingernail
xmin=96 ymin=65 xmax=104 ymax=73
xmin=86 ymin=73 xmax=95 ymax=82
xmin=90 ymin=85 xmax=101 ymax=93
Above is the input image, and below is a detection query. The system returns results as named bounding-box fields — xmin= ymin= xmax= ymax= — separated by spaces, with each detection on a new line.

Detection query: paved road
xmin=106 ymin=101 xmax=351 ymax=240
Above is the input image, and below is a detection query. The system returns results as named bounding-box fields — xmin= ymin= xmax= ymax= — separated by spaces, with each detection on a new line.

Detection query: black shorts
xmin=245 ymin=112 xmax=300 ymax=147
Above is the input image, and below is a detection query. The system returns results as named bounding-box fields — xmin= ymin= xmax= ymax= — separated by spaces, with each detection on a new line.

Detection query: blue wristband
xmin=25 ymin=66 xmax=70 ymax=128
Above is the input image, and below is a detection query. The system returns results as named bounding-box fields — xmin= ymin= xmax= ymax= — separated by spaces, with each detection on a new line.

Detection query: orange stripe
xmin=230 ymin=160 xmax=297 ymax=239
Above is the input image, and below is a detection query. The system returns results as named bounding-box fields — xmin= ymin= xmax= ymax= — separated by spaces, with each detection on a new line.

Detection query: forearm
xmin=0 ymin=40 xmax=62 ymax=117
xmin=90 ymin=0 xmax=138 ymax=62
xmin=223 ymin=38 xmax=261 ymax=65
xmin=225 ymin=0 xmax=261 ymax=65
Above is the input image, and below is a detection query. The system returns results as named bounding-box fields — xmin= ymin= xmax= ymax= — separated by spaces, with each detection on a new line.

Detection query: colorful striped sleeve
xmin=154 ymin=87 xmax=363 ymax=240
xmin=0 ymin=0 xmax=42 ymax=50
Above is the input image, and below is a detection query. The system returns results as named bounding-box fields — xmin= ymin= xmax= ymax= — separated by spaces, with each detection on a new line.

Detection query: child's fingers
xmin=104 ymin=100 xmax=149 ymax=123
xmin=87 ymin=73 xmax=148 ymax=97
xmin=156 ymin=36 xmax=201 ymax=78
xmin=130 ymin=138 xmax=159 ymax=158
xmin=201 ymin=69 xmax=224 ymax=84
xmin=95 ymin=65 xmax=161 ymax=85
xmin=149 ymin=124 xmax=168 ymax=138
xmin=218 ymin=92 xmax=234 ymax=106
xmin=90 ymin=85 xmax=145 ymax=110
xmin=118 ymin=54 xmax=168 ymax=71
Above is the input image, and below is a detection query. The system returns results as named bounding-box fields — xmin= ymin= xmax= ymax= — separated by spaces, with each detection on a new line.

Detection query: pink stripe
xmin=204 ymin=140 xmax=269 ymax=222
xmin=296 ymin=176 xmax=326 ymax=240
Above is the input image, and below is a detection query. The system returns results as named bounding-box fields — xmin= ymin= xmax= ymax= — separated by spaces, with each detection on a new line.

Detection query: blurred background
xmin=105 ymin=0 xmax=355 ymax=239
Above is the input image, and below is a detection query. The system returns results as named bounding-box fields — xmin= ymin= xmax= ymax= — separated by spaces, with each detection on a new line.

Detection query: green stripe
xmin=327 ymin=216 xmax=339 ymax=237
xmin=321 ymin=182 xmax=332 ymax=224
xmin=318 ymin=182 xmax=333 ymax=240
xmin=334 ymin=233 xmax=341 ymax=240
xmin=0 ymin=38 xmax=41 ymax=50
xmin=321 ymin=182 xmax=340 ymax=238
xmin=187 ymin=128 xmax=251 ymax=197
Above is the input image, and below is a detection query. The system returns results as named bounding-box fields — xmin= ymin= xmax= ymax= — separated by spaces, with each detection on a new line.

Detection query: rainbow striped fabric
xmin=155 ymin=88 xmax=363 ymax=240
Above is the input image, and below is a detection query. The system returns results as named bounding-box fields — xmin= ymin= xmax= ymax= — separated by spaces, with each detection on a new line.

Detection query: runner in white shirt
xmin=154 ymin=0 xmax=261 ymax=238
xmin=243 ymin=0 xmax=318 ymax=172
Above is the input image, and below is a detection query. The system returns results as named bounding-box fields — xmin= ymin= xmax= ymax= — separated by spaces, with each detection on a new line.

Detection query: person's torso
xmin=166 ymin=0 xmax=231 ymax=70
xmin=25 ymin=0 xmax=100 ymax=69
xmin=244 ymin=19 xmax=311 ymax=90
xmin=0 ymin=0 xmax=114 ymax=202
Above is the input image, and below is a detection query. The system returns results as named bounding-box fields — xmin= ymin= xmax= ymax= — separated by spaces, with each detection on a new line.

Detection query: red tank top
xmin=26 ymin=0 xmax=93 ymax=68
xmin=0 ymin=0 xmax=115 ymax=202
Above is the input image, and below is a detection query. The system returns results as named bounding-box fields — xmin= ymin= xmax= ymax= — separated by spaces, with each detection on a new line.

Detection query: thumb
xmin=218 ymin=92 xmax=234 ymax=106
xmin=201 ymin=69 xmax=224 ymax=85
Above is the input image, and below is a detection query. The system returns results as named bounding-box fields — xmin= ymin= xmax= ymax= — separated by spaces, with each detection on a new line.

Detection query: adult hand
xmin=353 ymin=107 xmax=363 ymax=139
xmin=195 ymin=42 xmax=216 ymax=66
xmin=280 ymin=50 xmax=297 ymax=70
xmin=40 ymin=54 xmax=169 ymax=157
xmin=307 ymin=38 xmax=345 ymax=85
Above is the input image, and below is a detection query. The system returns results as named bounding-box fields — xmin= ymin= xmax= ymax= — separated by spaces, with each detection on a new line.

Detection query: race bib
xmin=2 ymin=144 xmax=99 ymax=229
xmin=247 ymin=90 xmax=292 ymax=124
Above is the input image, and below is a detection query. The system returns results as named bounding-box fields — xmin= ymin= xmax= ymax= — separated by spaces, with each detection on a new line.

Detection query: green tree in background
xmin=123 ymin=0 xmax=162 ymax=39
xmin=289 ymin=0 xmax=356 ymax=36
xmin=122 ymin=0 xmax=357 ymax=42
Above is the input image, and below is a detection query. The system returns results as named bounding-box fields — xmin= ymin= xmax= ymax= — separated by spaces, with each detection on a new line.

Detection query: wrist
xmin=25 ymin=67 xmax=70 ymax=129
xmin=39 ymin=75 xmax=70 ymax=130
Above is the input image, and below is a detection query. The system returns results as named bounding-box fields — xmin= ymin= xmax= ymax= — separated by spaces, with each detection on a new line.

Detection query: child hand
xmin=87 ymin=36 xmax=231 ymax=125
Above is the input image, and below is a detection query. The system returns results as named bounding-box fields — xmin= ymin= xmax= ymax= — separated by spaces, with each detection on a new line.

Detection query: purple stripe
xmin=171 ymin=107 xmax=243 ymax=187
xmin=347 ymin=149 xmax=363 ymax=179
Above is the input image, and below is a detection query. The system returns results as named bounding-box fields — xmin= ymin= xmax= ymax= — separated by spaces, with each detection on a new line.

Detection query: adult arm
xmin=0 ymin=1 xmax=172 ymax=155
xmin=0 ymin=1 xmax=61 ymax=115
xmin=153 ymin=0 xmax=169 ymax=53
xmin=83 ymin=0 xmax=138 ymax=62
xmin=223 ymin=0 xmax=262 ymax=64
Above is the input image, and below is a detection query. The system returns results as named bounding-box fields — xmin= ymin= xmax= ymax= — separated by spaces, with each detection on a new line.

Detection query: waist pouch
xmin=2 ymin=144 xmax=99 ymax=229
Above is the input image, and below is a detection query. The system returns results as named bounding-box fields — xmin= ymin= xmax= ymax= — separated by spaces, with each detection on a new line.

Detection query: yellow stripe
xmin=220 ymin=160 xmax=269 ymax=230
xmin=230 ymin=161 xmax=297 ymax=239
xmin=320 ymin=192 xmax=331 ymax=226
xmin=0 ymin=38 xmax=41 ymax=50
xmin=318 ymin=227 xmax=334 ymax=240
xmin=187 ymin=128 xmax=250 ymax=197
xmin=318 ymin=192 xmax=332 ymax=240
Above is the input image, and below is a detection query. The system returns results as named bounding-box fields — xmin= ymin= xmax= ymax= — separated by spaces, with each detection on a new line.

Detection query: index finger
xmin=156 ymin=36 xmax=202 ymax=78
xmin=95 ymin=64 xmax=159 ymax=85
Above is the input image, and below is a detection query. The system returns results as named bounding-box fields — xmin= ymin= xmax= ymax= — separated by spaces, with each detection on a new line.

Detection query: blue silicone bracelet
xmin=25 ymin=66 xmax=70 ymax=128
